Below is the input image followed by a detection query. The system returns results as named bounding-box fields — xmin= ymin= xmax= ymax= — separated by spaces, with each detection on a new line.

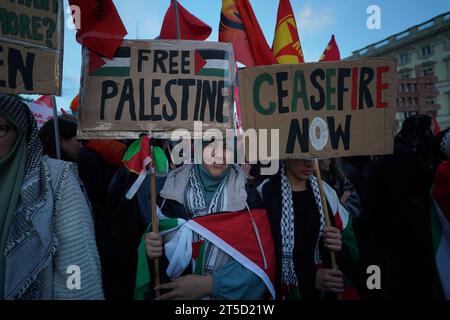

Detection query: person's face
xmin=202 ymin=141 xmax=233 ymax=177
xmin=0 ymin=116 xmax=17 ymax=159
xmin=285 ymin=159 xmax=315 ymax=181
xmin=61 ymin=136 xmax=81 ymax=162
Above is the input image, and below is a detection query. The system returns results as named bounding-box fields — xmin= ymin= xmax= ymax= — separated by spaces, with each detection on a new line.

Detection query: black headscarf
xmin=395 ymin=114 xmax=435 ymax=173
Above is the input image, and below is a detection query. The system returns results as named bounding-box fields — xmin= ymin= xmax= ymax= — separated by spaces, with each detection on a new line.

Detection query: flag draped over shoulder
xmin=319 ymin=34 xmax=341 ymax=62
xmin=135 ymin=209 xmax=276 ymax=300
xmin=69 ymin=0 xmax=127 ymax=72
xmin=220 ymin=0 xmax=277 ymax=67
xmin=123 ymin=135 xmax=152 ymax=200
xmin=272 ymin=0 xmax=304 ymax=64
xmin=160 ymin=0 xmax=212 ymax=40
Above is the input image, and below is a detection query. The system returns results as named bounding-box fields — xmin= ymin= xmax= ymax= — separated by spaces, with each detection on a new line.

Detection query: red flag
xmin=433 ymin=114 xmax=441 ymax=135
xmin=319 ymin=34 xmax=341 ymax=62
xmin=272 ymin=0 xmax=304 ymax=64
xmin=219 ymin=0 xmax=255 ymax=66
xmin=232 ymin=0 xmax=277 ymax=66
xmin=29 ymin=96 xmax=54 ymax=129
xmin=70 ymin=95 xmax=79 ymax=115
xmin=69 ymin=0 xmax=127 ymax=71
xmin=188 ymin=209 xmax=276 ymax=298
xmin=34 ymin=95 xmax=53 ymax=107
xmin=219 ymin=0 xmax=277 ymax=66
xmin=160 ymin=0 xmax=212 ymax=40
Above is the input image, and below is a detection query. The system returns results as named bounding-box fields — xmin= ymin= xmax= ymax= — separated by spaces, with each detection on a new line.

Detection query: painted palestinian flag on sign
xmin=91 ymin=47 xmax=131 ymax=77
xmin=195 ymin=49 xmax=230 ymax=77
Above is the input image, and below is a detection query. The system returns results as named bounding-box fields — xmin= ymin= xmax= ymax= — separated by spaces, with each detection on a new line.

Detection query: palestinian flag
xmin=322 ymin=181 xmax=361 ymax=300
xmin=91 ymin=47 xmax=131 ymax=77
xmin=135 ymin=208 xmax=276 ymax=300
xmin=195 ymin=49 xmax=229 ymax=78
xmin=123 ymin=135 xmax=152 ymax=199
xmin=319 ymin=34 xmax=341 ymax=62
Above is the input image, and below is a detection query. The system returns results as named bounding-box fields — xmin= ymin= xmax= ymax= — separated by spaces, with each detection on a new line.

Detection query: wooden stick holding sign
xmin=173 ymin=0 xmax=181 ymax=40
xmin=149 ymin=166 xmax=161 ymax=298
xmin=314 ymin=159 xmax=341 ymax=299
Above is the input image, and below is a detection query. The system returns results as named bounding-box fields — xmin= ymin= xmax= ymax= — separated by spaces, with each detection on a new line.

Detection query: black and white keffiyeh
xmin=184 ymin=167 xmax=229 ymax=274
xmin=280 ymin=164 xmax=326 ymax=296
xmin=0 ymin=94 xmax=43 ymax=177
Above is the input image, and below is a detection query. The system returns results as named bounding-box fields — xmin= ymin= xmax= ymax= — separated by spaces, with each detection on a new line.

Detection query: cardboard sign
xmin=79 ymin=40 xmax=236 ymax=138
xmin=238 ymin=58 xmax=397 ymax=159
xmin=0 ymin=0 xmax=63 ymax=95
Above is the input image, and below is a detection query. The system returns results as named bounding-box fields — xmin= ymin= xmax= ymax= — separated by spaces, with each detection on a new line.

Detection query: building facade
xmin=349 ymin=12 xmax=450 ymax=129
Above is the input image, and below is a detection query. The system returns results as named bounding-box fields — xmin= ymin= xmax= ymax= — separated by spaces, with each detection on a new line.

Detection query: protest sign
xmin=0 ymin=0 xmax=63 ymax=95
xmin=79 ymin=40 xmax=236 ymax=138
xmin=238 ymin=58 xmax=397 ymax=159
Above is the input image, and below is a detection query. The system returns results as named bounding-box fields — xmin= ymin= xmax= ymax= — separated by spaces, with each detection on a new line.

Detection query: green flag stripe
xmin=91 ymin=67 xmax=130 ymax=77
xmin=195 ymin=242 xmax=206 ymax=275
xmin=159 ymin=218 xmax=182 ymax=232
xmin=198 ymin=68 xmax=229 ymax=78
xmin=134 ymin=234 xmax=150 ymax=300
xmin=123 ymin=140 xmax=142 ymax=161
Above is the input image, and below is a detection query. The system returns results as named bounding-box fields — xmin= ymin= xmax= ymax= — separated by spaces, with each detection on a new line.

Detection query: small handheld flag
xmin=123 ymin=135 xmax=152 ymax=200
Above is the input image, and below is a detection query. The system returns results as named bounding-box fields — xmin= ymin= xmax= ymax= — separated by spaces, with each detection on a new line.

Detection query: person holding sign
xmin=0 ymin=94 xmax=103 ymax=300
xmin=259 ymin=159 xmax=359 ymax=300
xmin=136 ymin=139 xmax=275 ymax=300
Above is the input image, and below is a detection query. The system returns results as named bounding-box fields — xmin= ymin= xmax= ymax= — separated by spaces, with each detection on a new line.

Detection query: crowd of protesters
xmin=0 ymin=94 xmax=449 ymax=300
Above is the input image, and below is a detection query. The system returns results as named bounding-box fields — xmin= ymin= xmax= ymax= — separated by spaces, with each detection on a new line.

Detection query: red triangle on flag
xmin=89 ymin=51 xmax=106 ymax=74
xmin=194 ymin=51 xmax=207 ymax=75
xmin=160 ymin=0 xmax=212 ymax=40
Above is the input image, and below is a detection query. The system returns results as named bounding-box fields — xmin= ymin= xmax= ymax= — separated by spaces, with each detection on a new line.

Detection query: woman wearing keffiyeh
xmin=0 ymin=94 xmax=103 ymax=300
xmin=140 ymin=139 xmax=272 ymax=300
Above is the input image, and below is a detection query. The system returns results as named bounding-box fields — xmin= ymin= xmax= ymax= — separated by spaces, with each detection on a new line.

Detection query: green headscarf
xmin=0 ymin=109 xmax=26 ymax=298
xmin=194 ymin=164 xmax=231 ymax=207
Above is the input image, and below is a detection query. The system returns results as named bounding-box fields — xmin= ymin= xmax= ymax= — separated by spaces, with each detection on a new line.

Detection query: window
xmin=422 ymin=46 xmax=432 ymax=57
xmin=400 ymin=73 xmax=410 ymax=79
xmin=399 ymin=53 xmax=409 ymax=64
xmin=423 ymin=67 xmax=434 ymax=76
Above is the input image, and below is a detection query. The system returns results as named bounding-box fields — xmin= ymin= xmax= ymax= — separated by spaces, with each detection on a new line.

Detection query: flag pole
xmin=314 ymin=159 xmax=341 ymax=299
xmin=51 ymin=96 xmax=61 ymax=159
xmin=173 ymin=0 xmax=181 ymax=39
xmin=149 ymin=140 xmax=161 ymax=298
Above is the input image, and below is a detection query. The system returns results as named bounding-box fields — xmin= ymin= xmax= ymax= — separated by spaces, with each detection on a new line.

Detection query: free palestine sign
xmin=79 ymin=40 xmax=236 ymax=138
